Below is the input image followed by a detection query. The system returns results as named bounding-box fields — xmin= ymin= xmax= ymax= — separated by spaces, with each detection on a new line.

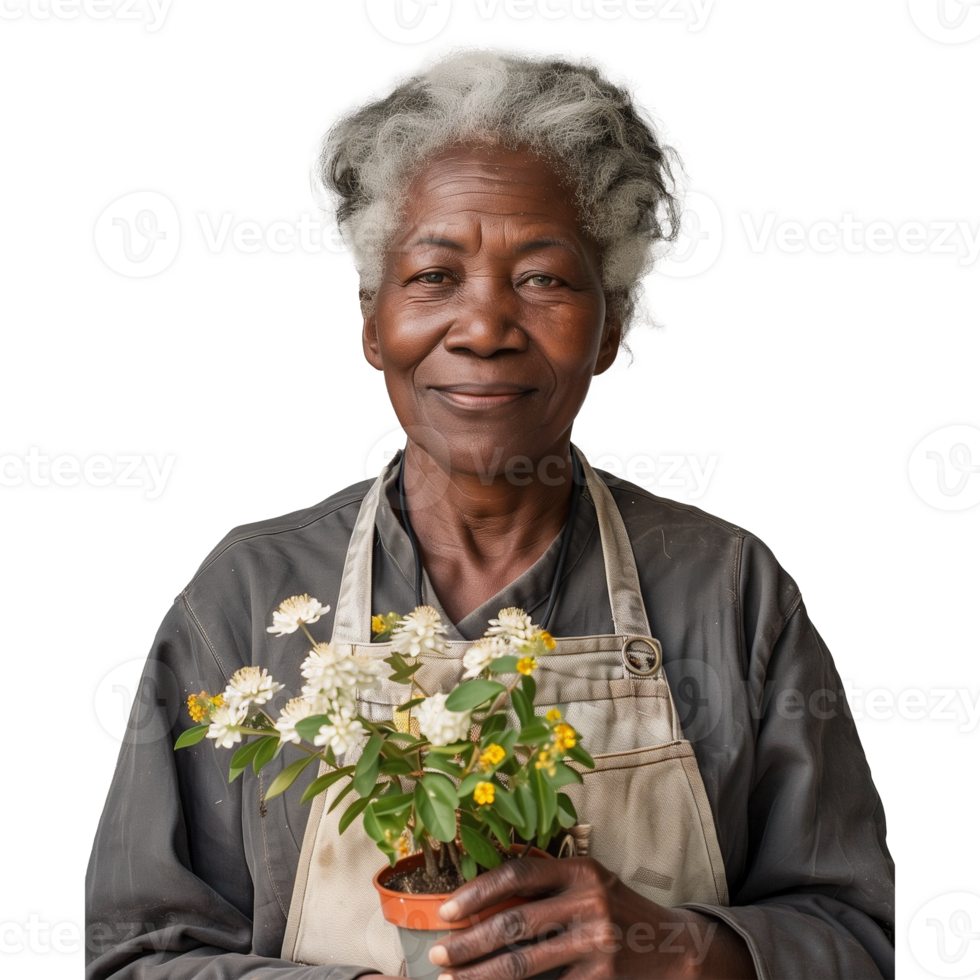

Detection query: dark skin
xmin=363 ymin=145 xmax=756 ymax=980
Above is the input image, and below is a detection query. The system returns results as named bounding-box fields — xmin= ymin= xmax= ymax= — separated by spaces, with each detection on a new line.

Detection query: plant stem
xmin=445 ymin=839 xmax=463 ymax=877
xmin=420 ymin=834 xmax=439 ymax=879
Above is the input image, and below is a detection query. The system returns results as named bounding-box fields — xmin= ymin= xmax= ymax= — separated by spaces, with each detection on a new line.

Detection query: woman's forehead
xmin=393 ymin=145 xmax=586 ymax=246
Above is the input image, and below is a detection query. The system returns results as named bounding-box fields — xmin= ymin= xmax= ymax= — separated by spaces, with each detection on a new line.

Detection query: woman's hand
xmin=427 ymin=856 xmax=756 ymax=980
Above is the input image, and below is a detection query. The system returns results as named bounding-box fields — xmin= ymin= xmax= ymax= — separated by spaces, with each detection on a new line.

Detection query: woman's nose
xmin=443 ymin=275 xmax=528 ymax=357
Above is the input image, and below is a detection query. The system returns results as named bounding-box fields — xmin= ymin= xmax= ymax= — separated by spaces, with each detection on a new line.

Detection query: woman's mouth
xmin=430 ymin=383 xmax=535 ymax=410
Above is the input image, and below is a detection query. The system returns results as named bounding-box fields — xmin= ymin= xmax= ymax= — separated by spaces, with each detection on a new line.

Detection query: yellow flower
xmin=474 ymin=781 xmax=496 ymax=806
xmin=546 ymin=708 xmax=562 ymax=723
xmin=554 ymin=722 xmax=577 ymax=752
xmin=516 ymin=656 xmax=537 ymax=675
xmin=371 ymin=615 xmax=385 ymax=634
xmin=479 ymin=744 xmax=506 ymax=770
xmin=188 ymin=691 xmax=226 ymax=724
xmin=535 ymin=749 xmax=557 ymax=777
xmin=186 ymin=692 xmax=208 ymax=723
xmin=539 ymin=630 xmax=556 ymax=651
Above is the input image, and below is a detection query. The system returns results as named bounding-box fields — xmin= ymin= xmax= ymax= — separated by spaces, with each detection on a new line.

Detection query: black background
xmin=0 ymin=0 xmax=980 ymax=976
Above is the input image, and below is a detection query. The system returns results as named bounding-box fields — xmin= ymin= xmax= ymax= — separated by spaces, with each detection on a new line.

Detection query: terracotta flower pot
xmin=373 ymin=846 xmax=562 ymax=980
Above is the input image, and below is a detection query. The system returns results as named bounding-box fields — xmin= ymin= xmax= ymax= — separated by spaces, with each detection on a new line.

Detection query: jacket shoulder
xmin=185 ymin=477 xmax=373 ymax=591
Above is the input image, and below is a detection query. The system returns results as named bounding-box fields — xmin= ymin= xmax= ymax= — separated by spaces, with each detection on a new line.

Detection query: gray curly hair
xmin=317 ymin=50 xmax=681 ymax=338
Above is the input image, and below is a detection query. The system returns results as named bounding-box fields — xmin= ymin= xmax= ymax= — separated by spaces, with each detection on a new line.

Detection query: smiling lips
xmin=430 ymin=383 xmax=534 ymax=410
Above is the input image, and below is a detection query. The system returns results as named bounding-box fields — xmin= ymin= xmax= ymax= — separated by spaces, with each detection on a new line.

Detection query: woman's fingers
xmin=432 ymin=890 xmax=602 ymax=965
xmin=440 ymin=856 xmax=608 ymax=921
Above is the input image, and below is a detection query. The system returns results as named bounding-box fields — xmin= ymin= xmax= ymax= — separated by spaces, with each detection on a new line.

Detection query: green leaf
xmin=461 ymin=852 xmax=477 ymax=882
xmin=295 ymin=713 xmax=333 ymax=743
xmin=458 ymin=772 xmax=486 ymax=797
xmin=228 ymin=765 xmax=246 ymax=783
xmin=516 ymin=782 xmax=538 ymax=841
xmin=566 ymin=744 xmax=595 ymax=769
xmin=511 ymin=688 xmax=533 ymax=728
xmin=498 ymin=729 xmax=518 ymax=755
xmin=253 ymin=734 xmax=282 ymax=774
xmin=480 ymin=806 xmax=512 ymax=848
xmin=372 ymin=791 xmax=414 ymax=816
xmin=460 ymin=826 xmax=502 ymax=870
xmin=353 ymin=735 xmax=383 ymax=796
xmin=264 ymin=754 xmax=317 ymax=801
xmin=300 ymin=765 xmax=354 ymax=804
xmin=424 ymin=740 xmax=472 ymax=755
xmin=518 ymin=720 xmax=551 ymax=745
xmin=396 ymin=697 xmax=426 ymax=712
xmin=521 ymin=674 xmax=537 ymax=704
xmin=414 ymin=774 xmax=458 ymax=842
xmin=229 ymin=737 xmax=267 ymax=771
xmin=362 ymin=804 xmax=388 ymax=843
xmin=383 ymin=651 xmax=411 ymax=672
xmin=446 ymin=679 xmax=506 ymax=712
xmin=491 ymin=789 xmax=524 ymax=833
xmin=530 ymin=766 xmax=557 ymax=838
xmin=557 ymin=792 xmax=577 ymax=828
xmin=480 ymin=714 xmax=508 ymax=741
xmin=327 ymin=780 xmax=356 ymax=813
xmin=338 ymin=796 xmax=373 ymax=834
xmin=378 ymin=757 xmax=414 ymax=776
xmin=424 ymin=754 xmax=463 ymax=777
xmin=487 ymin=655 xmax=519 ymax=674
xmin=174 ymin=724 xmax=208 ymax=749
xmin=544 ymin=762 xmax=583 ymax=789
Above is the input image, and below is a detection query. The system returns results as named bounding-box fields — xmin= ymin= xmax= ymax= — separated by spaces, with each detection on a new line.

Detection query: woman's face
xmin=363 ymin=144 xmax=619 ymax=481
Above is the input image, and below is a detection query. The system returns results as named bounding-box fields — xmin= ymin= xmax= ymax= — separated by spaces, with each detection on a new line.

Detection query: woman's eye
xmin=417 ymin=271 xmax=448 ymax=284
xmin=525 ymin=274 xmax=560 ymax=287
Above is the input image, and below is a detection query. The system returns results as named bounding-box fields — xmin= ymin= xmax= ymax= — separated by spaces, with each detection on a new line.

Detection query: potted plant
xmin=177 ymin=597 xmax=593 ymax=978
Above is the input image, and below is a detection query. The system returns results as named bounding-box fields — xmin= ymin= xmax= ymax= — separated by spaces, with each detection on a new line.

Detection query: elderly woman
xmin=87 ymin=52 xmax=894 ymax=980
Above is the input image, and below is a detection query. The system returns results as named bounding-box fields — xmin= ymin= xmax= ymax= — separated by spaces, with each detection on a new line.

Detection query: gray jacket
xmin=86 ymin=469 xmax=895 ymax=979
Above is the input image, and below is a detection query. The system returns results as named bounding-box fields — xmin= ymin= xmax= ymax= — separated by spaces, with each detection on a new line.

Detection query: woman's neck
xmin=399 ymin=438 xmax=576 ymax=623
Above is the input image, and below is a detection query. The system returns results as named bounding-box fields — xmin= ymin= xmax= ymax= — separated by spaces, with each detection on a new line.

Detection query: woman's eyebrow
xmin=411 ymin=235 xmax=461 ymax=249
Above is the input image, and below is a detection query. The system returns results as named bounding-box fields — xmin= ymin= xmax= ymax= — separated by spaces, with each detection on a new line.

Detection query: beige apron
xmin=282 ymin=452 xmax=728 ymax=973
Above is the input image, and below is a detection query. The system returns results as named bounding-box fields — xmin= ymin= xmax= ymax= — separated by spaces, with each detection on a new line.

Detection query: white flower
xmin=300 ymin=642 xmax=381 ymax=707
xmin=313 ymin=703 xmax=366 ymax=756
xmin=486 ymin=607 xmax=535 ymax=643
xmin=416 ymin=692 xmax=472 ymax=747
xmin=274 ymin=697 xmax=314 ymax=744
xmin=223 ymin=666 xmax=284 ymax=710
xmin=267 ymin=594 xmax=330 ymax=637
xmin=206 ymin=703 xmax=247 ymax=750
xmin=461 ymin=636 xmax=509 ymax=680
xmin=391 ymin=605 xmax=448 ymax=658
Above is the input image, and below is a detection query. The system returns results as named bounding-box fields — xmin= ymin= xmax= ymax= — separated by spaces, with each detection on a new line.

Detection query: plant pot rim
xmin=373 ymin=845 xmax=550 ymax=931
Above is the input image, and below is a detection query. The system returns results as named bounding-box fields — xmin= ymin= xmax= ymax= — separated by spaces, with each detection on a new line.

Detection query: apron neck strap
xmin=330 ymin=445 xmax=652 ymax=644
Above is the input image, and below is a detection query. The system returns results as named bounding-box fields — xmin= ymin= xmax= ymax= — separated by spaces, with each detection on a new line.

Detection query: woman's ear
xmin=593 ymin=307 xmax=622 ymax=377
xmin=361 ymin=289 xmax=383 ymax=371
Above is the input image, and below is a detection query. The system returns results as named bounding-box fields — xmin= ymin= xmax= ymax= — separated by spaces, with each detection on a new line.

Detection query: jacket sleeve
xmin=85 ymin=598 xmax=379 ymax=980
xmin=684 ymin=538 xmax=895 ymax=979
xmin=676 ymin=538 xmax=897 ymax=980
